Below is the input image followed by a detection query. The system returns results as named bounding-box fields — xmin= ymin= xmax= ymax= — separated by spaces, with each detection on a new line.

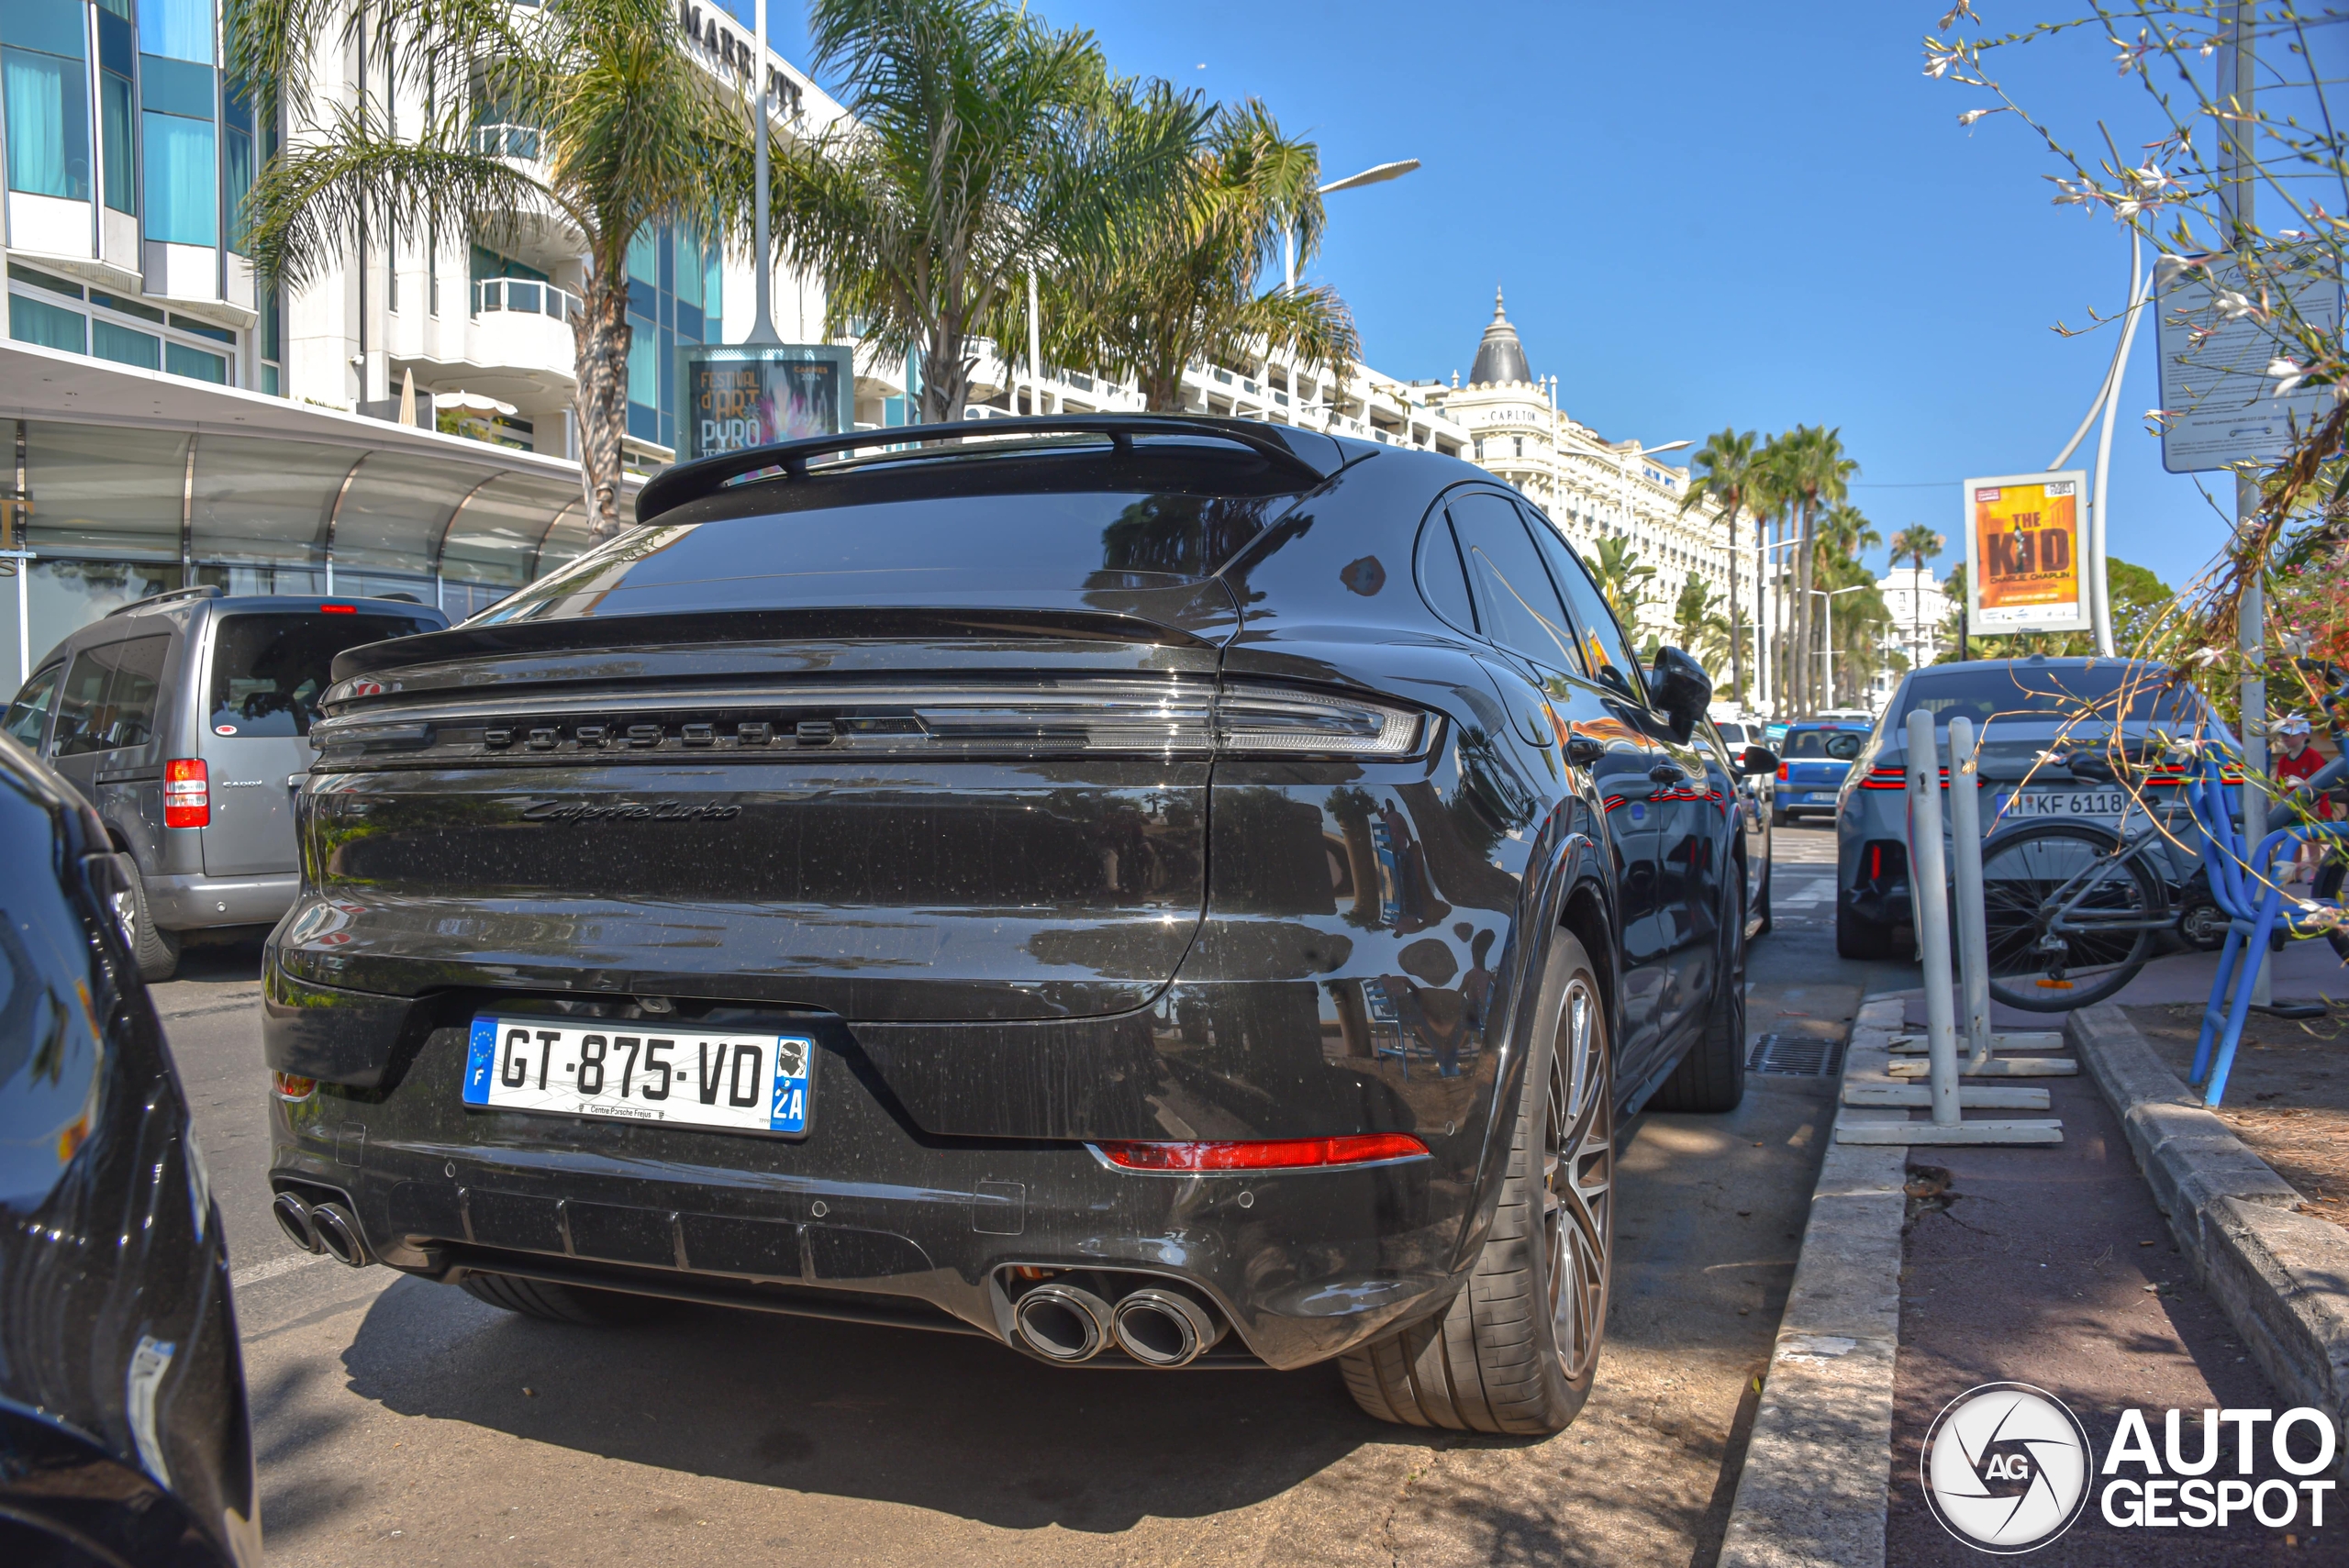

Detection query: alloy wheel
xmin=1543 ymin=975 xmax=1612 ymax=1382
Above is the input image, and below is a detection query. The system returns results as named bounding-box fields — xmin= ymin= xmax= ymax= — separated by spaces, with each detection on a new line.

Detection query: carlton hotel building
xmin=0 ymin=0 xmax=1741 ymax=695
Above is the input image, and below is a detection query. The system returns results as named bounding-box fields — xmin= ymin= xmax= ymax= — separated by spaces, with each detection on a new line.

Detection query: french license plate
xmin=463 ymin=1018 xmax=813 ymax=1137
xmin=1996 ymin=789 xmax=2128 ymax=821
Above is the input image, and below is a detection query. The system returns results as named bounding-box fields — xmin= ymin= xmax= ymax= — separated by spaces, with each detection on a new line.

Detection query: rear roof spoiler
xmin=635 ymin=415 xmax=1354 ymax=528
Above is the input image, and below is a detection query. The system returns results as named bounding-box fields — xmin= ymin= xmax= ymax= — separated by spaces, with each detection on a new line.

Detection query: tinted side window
xmin=53 ymin=636 xmax=169 ymax=757
xmin=1414 ymin=513 xmax=1476 ymax=633
xmin=1531 ymin=517 xmax=1642 ymax=699
xmin=208 ymin=613 xmax=438 ymax=738
xmin=1449 ymin=492 xmax=1581 ymax=672
xmin=5 ymin=665 xmax=61 ymax=748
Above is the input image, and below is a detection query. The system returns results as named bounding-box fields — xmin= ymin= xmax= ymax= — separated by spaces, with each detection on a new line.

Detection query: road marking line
xmin=232 ymin=1251 xmax=332 ymax=1289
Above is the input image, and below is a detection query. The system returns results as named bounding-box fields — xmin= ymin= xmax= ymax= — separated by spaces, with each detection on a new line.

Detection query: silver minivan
xmin=2 ymin=586 xmax=445 ymax=977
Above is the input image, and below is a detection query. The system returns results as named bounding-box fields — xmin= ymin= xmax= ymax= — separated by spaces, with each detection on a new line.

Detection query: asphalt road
xmin=161 ymin=820 xmax=1917 ymax=1567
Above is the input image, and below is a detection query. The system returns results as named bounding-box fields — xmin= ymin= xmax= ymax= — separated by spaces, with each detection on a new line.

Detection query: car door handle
xmin=1566 ymin=736 xmax=1605 ymax=768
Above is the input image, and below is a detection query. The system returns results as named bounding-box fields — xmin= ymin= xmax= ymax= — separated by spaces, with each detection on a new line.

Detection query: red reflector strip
xmin=164 ymin=758 xmax=208 ymax=828
xmin=273 ymin=1072 xmax=317 ymax=1101
xmin=320 ymin=603 xmax=356 ymax=613
xmin=1094 ymin=1133 xmax=1430 ymax=1173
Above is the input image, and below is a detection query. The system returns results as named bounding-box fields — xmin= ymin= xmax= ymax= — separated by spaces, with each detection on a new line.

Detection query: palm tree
xmin=773 ymin=0 xmax=1204 ymax=424
xmin=1888 ymin=523 xmax=1944 ymax=672
xmin=233 ymin=0 xmax=752 ymax=539
xmin=1674 ymin=573 xmax=1733 ymax=675
xmin=1749 ymin=439 xmax=1796 ymax=718
xmin=1591 ymin=535 xmax=1657 ymax=639
xmin=1680 ymin=428 xmax=1758 ymax=710
xmin=1056 ymin=100 xmax=1358 ymax=412
xmin=1769 ymin=426 xmax=1857 ymax=717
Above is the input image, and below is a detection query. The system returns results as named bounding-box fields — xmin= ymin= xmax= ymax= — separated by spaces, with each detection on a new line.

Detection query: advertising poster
xmin=1962 ymin=471 xmax=2091 ymax=634
xmin=676 ymin=345 xmax=855 ymax=461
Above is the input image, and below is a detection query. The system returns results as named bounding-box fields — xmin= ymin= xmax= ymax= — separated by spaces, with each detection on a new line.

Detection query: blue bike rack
xmin=2187 ymin=756 xmax=2349 ymax=1107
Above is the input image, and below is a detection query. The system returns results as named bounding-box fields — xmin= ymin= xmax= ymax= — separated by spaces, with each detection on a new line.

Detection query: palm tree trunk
xmin=1793 ymin=498 xmax=1818 ymax=716
xmin=1724 ymin=505 xmax=1743 ymax=708
xmin=574 ymin=280 xmax=629 ymax=540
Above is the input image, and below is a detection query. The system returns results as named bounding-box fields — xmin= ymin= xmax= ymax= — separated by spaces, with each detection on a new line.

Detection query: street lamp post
xmin=1285 ymin=159 xmax=1420 ymax=291
xmin=1813 ymin=584 xmax=1869 ymax=709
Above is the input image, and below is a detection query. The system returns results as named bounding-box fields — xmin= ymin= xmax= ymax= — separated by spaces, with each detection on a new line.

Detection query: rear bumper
xmin=269 ymin=1018 xmax=1474 ymax=1371
xmin=146 ymin=871 xmax=298 ymax=929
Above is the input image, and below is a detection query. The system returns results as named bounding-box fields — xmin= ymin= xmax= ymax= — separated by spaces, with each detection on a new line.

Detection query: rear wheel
xmin=1648 ymin=895 xmax=1745 ymax=1113
xmin=117 ymin=859 xmax=179 ymax=983
xmin=1752 ymin=859 xmax=1774 ymax=937
xmin=1835 ymin=895 xmax=1898 ymax=960
xmin=1980 ymin=821 xmax=2161 ymax=1011
xmin=458 ymin=1273 xmax=673 ymax=1326
xmin=1340 ymin=934 xmax=1612 ymax=1434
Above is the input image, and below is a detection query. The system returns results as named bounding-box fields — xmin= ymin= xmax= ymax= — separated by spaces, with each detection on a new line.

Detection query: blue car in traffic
xmin=1772 ymin=721 xmax=1870 ymax=826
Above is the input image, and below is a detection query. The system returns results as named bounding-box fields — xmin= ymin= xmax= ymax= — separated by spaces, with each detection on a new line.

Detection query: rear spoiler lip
xmin=328 ymin=603 xmax=1229 ymax=684
xmin=633 ymin=414 xmax=1356 ymax=526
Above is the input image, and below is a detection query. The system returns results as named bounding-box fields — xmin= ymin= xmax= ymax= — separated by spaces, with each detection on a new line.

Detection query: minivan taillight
xmin=164 ymin=758 xmax=209 ymax=827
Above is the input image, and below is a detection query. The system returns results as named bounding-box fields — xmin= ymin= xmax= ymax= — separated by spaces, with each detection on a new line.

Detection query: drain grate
xmin=1748 ymin=1031 xmax=1846 ymax=1077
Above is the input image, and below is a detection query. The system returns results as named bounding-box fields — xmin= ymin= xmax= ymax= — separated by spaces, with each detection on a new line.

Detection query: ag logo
xmin=1922 ymin=1382 xmax=2092 ymax=1552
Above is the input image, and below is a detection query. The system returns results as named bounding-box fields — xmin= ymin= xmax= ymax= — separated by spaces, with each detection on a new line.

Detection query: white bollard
xmin=1946 ymin=717 xmax=1994 ymax=1071
xmin=1908 ymin=711 xmax=1963 ymax=1129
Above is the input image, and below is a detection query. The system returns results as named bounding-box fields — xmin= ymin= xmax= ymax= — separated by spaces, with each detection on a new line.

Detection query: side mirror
xmin=1645 ymin=646 xmax=1713 ymax=742
xmin=1740 ymin=746 xmax=1779 ymax=776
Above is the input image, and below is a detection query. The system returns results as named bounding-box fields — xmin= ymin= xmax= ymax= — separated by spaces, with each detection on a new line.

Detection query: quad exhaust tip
xmin=1111 ymin=1286 xmax=1225 ymax=1368
xmin=274 ymin=1192 xmax=369 ymax=1267
xmin=272 ymin=1191 xmax=321 ymax=1254
xmin=1011 ymin=1282 xmax=1116 ymax=1362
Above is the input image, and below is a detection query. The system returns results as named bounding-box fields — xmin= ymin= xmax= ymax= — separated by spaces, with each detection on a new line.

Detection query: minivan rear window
xmin=1892 ymin=663 xmax=2199 ymax=731
xmin=210 ymin=613 xmax=437 ymax=737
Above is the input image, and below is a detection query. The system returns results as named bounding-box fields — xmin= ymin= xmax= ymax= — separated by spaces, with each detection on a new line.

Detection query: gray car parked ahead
xmin=1832 ymin=656 xmax=2222 ymax=961
xmin=2 ymin=587 xmax=445 ymax=977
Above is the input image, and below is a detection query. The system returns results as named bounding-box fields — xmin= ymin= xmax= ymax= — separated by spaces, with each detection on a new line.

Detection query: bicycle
xmin=1975 ymin=656 xmax=2349 ymax=1014
xmin=1975 ymin=740 xmax=2222 ymax=1011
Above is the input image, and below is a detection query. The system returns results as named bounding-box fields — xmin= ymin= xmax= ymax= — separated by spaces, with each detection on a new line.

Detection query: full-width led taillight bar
xmin=312 ymin=680 xmax=1431 ymax=762
xmin=1859 ymin=765 xmax=1907 ymax=791
xmin=164 ymin=758 xmax=209 ymax=827
xmin=1091 ymin=1133 xmax=1431 ymax=1173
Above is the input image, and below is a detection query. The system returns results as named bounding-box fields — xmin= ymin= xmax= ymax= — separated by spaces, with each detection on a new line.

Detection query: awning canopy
xmin=0 ymin=339 xmax=637 ymax=582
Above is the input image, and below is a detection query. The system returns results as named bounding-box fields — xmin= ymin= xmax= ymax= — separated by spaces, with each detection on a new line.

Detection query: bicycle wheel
xmin=1978 ymin=821 xmax=2163 ymax=1011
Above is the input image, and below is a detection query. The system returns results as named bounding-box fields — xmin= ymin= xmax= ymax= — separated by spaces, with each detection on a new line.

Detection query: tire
xmin=1769 ymin=806 xmax=1787 ymax=828
xmin=117 ymin=858 xmax=180 ymax=983
xmin=1835 ymin=895 xmax=1898 ymax=960
xmin=1980 ymin=821 xmax=2161 ymax=1012
xmin=458 ymin=1273 xmax=673 ymax=1326
xmin=1752 ymin=858 xmax=1774 ymax=937
xmin=1649 ymin=893 xmax=1746 ymax=1113
xmin=1339 ymin=933 xmax=1612 ymax=1435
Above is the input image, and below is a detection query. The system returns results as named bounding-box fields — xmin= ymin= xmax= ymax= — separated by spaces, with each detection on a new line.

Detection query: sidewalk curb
xmin=1717 ymin=995 xmax=1908 ymax=1568
xmin=2066 ymin=1004 xmax=2349 ymax=1440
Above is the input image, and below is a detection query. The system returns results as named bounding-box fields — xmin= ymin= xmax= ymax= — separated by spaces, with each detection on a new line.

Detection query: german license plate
xmin=1996 ymin=789 xmax=2128 ymax=821
xmin=462 ymin=1018 xmax=812 ymax=1137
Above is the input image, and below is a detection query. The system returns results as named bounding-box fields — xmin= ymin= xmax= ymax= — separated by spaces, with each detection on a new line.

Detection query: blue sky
xmin=761 ymin=2 xmax=2288 ymax=592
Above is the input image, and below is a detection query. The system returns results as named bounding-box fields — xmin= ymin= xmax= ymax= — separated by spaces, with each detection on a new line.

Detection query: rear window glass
xmin=1715 ymin=722 xmax=1748 ymax=744
xmin=1893 ymin=663 xmax=2200 ymax=731
xmin=210 ymin=613 xmax=438 ymax=737
xmin=480 ymin=447 xmax=1305 ymax=624
xmin=1786 ymin=729 xmax=1865 ymax=760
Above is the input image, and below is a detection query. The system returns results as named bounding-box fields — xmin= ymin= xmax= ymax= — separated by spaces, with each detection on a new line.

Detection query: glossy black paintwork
xmin=0 ymin=737 xmax=257 ymax=1566
xmin=265 ymin=426 xmax=1748 ymax=1366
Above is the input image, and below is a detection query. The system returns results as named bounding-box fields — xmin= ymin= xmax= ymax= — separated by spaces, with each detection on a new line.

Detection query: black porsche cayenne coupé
xmin=262 ymin=416 xmax=1770 ymax=1435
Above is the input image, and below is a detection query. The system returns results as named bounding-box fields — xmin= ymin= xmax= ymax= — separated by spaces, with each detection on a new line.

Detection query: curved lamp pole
xmin=1286 ymin=159 xmax=1420 ymax=290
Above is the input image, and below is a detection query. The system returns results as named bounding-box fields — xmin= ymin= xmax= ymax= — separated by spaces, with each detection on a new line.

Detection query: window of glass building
xmin=3 ymin=0 xmax=93 ymax=202
xmin=97 ymin=6 xmax=132 ymax=213
xmin=622 ymin=226 xmax=723 ymax=452
xmin=140 ymin=0 xmax=218 ymax=248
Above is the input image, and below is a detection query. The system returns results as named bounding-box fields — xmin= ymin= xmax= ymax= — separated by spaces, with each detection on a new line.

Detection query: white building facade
xmin=1874 ymin=563 xmax=1950 ymax=705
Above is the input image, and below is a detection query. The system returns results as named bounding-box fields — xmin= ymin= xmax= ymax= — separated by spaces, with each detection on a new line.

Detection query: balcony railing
xmin=473 ymin=277 xmax=578 ymax=323
xmin=472 ymin=123 xmax=544 ymax=160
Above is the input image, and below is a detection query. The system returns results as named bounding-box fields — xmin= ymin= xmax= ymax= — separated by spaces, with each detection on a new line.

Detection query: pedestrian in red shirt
xmin=2274 ymin=715 xmax=2332 ymax=884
